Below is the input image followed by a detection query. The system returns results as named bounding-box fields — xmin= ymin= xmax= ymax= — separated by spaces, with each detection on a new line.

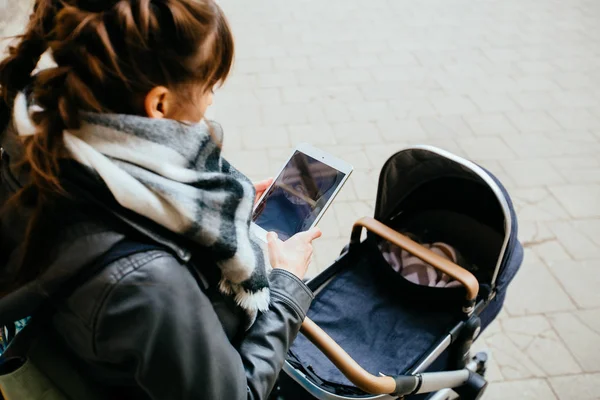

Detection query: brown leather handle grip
xmin=350 ymin=216 xmax=479 ymax=302
xmin=300 ymin=317 xmax=397 ymax=394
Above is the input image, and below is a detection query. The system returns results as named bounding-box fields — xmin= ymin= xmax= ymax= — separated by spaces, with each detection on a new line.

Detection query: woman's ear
xmin=144 ymin=86 xmax=171 ymax=119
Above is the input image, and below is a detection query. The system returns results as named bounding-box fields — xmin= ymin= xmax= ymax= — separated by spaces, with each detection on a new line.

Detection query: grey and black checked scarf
xmin=13 ymin=92 xmax=270 ymax=325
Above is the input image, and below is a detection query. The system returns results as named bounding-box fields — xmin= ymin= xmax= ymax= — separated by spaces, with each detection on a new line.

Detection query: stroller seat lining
xmin=391 ymin=209 xmax=505 ymax=285
xmin=290 ymin=240 xmax=464 ymax=390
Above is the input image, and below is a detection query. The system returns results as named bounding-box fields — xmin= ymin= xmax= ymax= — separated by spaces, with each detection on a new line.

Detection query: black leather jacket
xmin=0 ymin=120 xmax=313 ymax=399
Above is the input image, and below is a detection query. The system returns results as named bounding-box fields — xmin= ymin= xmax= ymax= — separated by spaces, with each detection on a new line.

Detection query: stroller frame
xmin=280 ymin=146 xmax=521 ymax=400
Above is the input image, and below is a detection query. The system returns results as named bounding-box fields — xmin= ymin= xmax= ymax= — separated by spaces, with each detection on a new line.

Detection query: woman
xmin=0 ymin=0 xmax=321 ymax=398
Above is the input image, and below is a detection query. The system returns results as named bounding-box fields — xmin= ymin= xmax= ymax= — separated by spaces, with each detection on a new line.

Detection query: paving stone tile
xmin=273 ymin=56 xmax=310 ymax=71
xmin=510 ymin=92 xmax=562 ymax=111
xmin=262 ymin=104 xmax=310 ymax=125
xmin=483 ymin=329 xmax=546 ymax=380
xmin=546 ymin=259 xmax=600 ymax=309
xmin=386 ymin=98 xmax=437 ymax=119
xmin=516 ymin=61 xmax=558 ymax=74
xmin=483 ymin=48 xmax=522 ymax=63
xmin=552 ymin=72 xmax=595 ymax=90
xmin=234 ymin=58 xmax=273 ymax=74
xmin=505 ymin=111 xmax=562 ymax=132
xmin=571 ymin=219 xmax=600 ymax=249
xmin=550 ymin=109 xmax=600 ymax=130
xmin=344 ymin=53 xmax=383 ymax=68
xmin=254 ymin=88 xmax=282 ymax=105
xmin=519 ymin=221 xmax=556 ymax=245
xmin=550 ymin=373 xmax=600 ymax=400
xmin=464 ymin=114 xmax=519 ymax=137
xmin=223 ymin=149 xmax=271 ymax=180
xmin=295 ymin=69 xmax=338 ymax=86
xmin=288 ymin=123 xmax=337 ymax=145
xmin=484 ymin=379 xmax=557 ymax=400
xmin=501 ymin=159 xmax=566 ymax=187
xmin=532 ymin=240 xmax=572 ymax=267
xmin=315 ymin=203 xmax=343 ymax=239
xmin=467 ymin=93 xmax=520 ymax=113
xmin=379 ymin=51 xmax=419 ymax=67
xmin=553 ymin=90 xmax=600 ymax=108
xmin=478 ymin=75 xmax=519 ymax=93
xmin=347 ymin=102 xmax=393 ymax=123
xmin=430 ymin=95 xmax=479 ymax=115
xmin=333 ymin=201 xmax=375 ymax=234
xmin=456 ymin=137 xmax=516 ymax=160
xmin=311 ymin=236 xmax=352 ymax=275
xmin=434 ymin=74 xmax=483 ymax=95
xmin=377 ymin=119 xmax=428 ymax=141
xmin=349 ymin=169 xmax=380 ymax=201
xmin=546 ymin=221 xmax=600 ymax=261
xmin=504 ymin=259 xmax=576 ymax=315
xmin=281 ymin=86 xmax=318 ymax=104
xmin=241 ymin=126 xmax=290 ymax=150
xmin=214 ymin=89 xmax=258 ymax=108
xmin=333 ymin=68 xmax=373 ymax=84
xmin=548 ymin=184 xmax=600 ymax=218
xmin=418 ymin=116 xmax=475 ymax=138
xmin=511 ymin=187 xmax=570 ymax=222
xmin=256 ymin=71 xmax=298 ymax=89
xmin=318 ymin=102 xmax=354 ymax=123
xmin=332 ymin=122 xmax=383 ymax=145
xmin=214 ymin=104 xmax=263 ymax=127
xmin=320 ymin=85 xmax=365 ymax=103
xmin=320 ymin=145 xmax=371 ymax=170
xmin=555 ymin=159 xmax=600 ymax=186
xmin=503 ymin=134 xmax=600 ymax=158
xmin=515 ymin=75 xmax=561 ymax=92
xmin=549 ymin=311 xmax=600 ymax=373
xmin=503 ymin=315 xmax=582 ymax=376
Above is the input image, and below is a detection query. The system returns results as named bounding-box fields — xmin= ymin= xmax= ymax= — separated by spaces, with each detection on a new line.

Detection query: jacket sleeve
xmin=93 ymin=253 xmax=314 ymax=400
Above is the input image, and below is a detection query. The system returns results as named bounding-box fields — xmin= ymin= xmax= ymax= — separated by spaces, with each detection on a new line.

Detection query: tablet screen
xmin=252 ymin=151 xmax=347 ymax=240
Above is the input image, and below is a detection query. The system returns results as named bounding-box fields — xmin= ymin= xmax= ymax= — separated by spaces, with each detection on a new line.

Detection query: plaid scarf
xmin=13 ymin=92 xmax=270 ymax=326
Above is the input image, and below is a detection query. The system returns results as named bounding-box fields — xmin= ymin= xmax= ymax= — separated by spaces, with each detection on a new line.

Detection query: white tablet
xmin=251 ymin=143 xmax=353 ymax=242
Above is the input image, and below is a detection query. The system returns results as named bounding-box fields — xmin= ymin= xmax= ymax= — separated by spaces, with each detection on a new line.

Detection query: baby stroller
xmin=276 ymin=145 xmax=523 ymax=400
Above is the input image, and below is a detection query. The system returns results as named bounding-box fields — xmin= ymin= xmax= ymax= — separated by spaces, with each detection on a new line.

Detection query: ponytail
xmin=0 ymin=1 xmax=58 ymax=107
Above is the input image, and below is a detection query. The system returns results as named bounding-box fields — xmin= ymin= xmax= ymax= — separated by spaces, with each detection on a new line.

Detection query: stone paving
xmin=3 ymin=0 xmax=600 ymax=398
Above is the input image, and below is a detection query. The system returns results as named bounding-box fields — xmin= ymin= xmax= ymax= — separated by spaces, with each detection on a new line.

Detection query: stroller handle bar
xmin=349 ymin=217 xmax=479 ymax=306
xmin=301 ymin=317 xmax=476 ymax=396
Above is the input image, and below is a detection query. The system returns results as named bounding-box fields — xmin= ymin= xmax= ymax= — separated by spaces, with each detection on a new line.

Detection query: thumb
xmin=254 ymin=178 xmax=273 ymax=191
xmin=267 ymin=232 xmax=281 ymax=265
xmin=298 ymin=227 xmax=322 ymax=242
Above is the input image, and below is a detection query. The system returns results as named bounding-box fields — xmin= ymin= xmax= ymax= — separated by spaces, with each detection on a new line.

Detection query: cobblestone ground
xmin=2 ymin=0 xmax=600 ymax=398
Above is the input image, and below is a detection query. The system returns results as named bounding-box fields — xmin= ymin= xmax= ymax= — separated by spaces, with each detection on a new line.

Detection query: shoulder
xmin=57 ymin=248 xmax=202 ymax=336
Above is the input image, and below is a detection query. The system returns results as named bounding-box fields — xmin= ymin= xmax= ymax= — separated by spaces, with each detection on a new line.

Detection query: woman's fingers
xmin=254 ymin=178 xmax=273 ymax=192
xmin=254 ymin=178 xmax=273 ymax=205
xmin=267 ymin=232 xmax=282 ymax=267
xmin=296 ymin=227 xmax=322 ymax=243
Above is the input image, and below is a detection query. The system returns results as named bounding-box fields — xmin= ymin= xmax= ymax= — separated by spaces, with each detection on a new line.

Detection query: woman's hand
xmin=267 ymin=228 xmax=322 ymax=280
xmin=253 ymin=178 xmax=273 ymax=206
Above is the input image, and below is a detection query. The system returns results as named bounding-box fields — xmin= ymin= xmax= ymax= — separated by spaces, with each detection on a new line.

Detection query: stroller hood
xmin=373 ymin=145 xmax=522 ymax=293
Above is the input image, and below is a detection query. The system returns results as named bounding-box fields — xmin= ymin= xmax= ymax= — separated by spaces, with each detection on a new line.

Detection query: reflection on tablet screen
xmin=252 ymin=151 xmax=346 ymax=240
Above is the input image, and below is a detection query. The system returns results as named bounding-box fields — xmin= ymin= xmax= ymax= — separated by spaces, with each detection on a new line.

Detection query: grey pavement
xmin=3 ymin=0 xmax=600 ymax=398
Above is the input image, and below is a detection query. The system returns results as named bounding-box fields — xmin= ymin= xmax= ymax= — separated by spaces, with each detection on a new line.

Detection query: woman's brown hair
xmin=0 ymin=0 xmax=234 ymax=291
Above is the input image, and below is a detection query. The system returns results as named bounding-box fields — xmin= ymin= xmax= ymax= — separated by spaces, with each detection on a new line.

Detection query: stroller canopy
xmin=373 ymin=145 xmax=520 ymax=294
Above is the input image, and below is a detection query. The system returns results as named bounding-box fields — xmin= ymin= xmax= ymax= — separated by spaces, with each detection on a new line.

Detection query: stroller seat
xmin=290 ymin=239 xmax=464 ymax=389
